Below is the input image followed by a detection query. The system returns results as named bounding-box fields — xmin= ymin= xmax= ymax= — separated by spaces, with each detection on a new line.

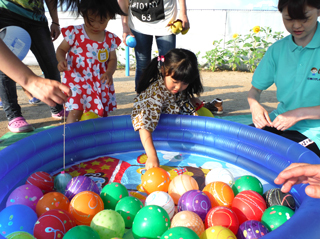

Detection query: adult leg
xmin=131 ymin=29 xmax=153 ymax=91
xmin=155 ymin=34 xmax=176 ymax=56
xmin=26 ymin=23 xmax=63 ymax=114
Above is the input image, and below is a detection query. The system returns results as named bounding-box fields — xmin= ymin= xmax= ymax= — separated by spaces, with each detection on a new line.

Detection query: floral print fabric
xmin=131 ymin=77 xmax=194 ymax=132
xmin=61 ymin=25 xmax=121 ymax=117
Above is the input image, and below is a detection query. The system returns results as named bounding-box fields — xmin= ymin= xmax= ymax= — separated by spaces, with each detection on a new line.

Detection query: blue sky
xmin=186 ymin=0 xmax=279 ymax=10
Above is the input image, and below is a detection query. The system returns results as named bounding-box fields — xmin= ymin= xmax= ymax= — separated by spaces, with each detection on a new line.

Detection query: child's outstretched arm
xmin=56 ymin=39 xmax=70 ymax=72
xmin=101 ymin=51 xmax=117 ymax=86
xmin=139 ymin=129 xmax=160 ymax=170
xmin=248 ymin=85 xmax=272 ymax=128
xmin=274 ymin=163 xmax=320 ymax=198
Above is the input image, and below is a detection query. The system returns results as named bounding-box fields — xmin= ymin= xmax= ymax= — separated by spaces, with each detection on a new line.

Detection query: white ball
xmin=145 ymin=191 xmax=175 ymax=219
xmin=205 ymin=167 xmax=235 ymax=187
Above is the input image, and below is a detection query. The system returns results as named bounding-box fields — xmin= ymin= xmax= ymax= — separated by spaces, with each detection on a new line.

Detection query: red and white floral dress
xmin=61 ymin=25 xmax=121 ymax=117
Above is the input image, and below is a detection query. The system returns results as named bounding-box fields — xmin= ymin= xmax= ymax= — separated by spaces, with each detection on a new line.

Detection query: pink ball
xmin=26 ymin=171 xmax=54 ymax=194
xmin=33 ymin=209 xmax=76 ymax=239
xmin=6 ymin=184 xmax=43 ymax=211
xmin=232 ymin=190 xmax=267 ymax=225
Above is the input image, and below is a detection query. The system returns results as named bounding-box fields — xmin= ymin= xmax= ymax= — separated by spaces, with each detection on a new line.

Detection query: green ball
xmin=132 ymin=205 xmax=170 ymax=239
xmin=232 ymin=175 xmax=263 ymax=196
xmin=63 ymin=225 xmax=100 ymax=239
xmin=90 ymin=209 xmax=125 ymax=238
xmin=160 ymin=226 xmax=200 ymax=239
xmin=100 ymin=182 xmax=129 ymax=209
xmin=6 ymin=231 xmax=35 ymax=239
xmin=115 ymin=196 xmax=143 ymax=228
xmin=261 ymin=205 xmax=295 ymax=231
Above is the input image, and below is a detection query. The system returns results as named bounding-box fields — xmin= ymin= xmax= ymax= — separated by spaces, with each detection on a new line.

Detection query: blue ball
xmin=54 ymin=172 xmax=72 ymax=194
xmin=126 ymin=36 xmax=136 ymax=48
xmin=0 ymin=204 xmax=38 ymax=237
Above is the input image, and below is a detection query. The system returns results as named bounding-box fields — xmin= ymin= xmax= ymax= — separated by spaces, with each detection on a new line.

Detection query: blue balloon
xmin=0 ymin=204 xmax=37 ymax=236
xmin=126 ymin=36 xmax=136 ymax=48
xmin=54 ymin=171 xmax=72 ymax=194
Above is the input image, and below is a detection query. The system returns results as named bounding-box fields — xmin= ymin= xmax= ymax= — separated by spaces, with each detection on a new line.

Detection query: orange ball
xmin=168 ymin=174 xmax=199 ymax=204
xmin=171 ymin=211 xmax=205 ymax=237
xmin=203 ymin=181 xmax=234 ymax=208
xmin=36 ymin=192 xmax=70 ymax=217
xmin=69 ymin=191 xmax=104 ymax=226
xmin=141 ymin=167 xmax=171 ymax=195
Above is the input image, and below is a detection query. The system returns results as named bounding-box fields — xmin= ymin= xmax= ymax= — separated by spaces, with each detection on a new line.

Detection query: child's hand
xmin=100 ymin=72 xmax=113 ymax=86
xmin=145 ymin=155 xmax=160 ymax=170
xmin=57 ymin=60 xmax=68 ymax=72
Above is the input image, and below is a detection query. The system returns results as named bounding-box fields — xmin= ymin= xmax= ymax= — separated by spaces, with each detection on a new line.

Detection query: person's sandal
xmin=8 ymin=117 xmax=34 ymax=133
xmin=204 ymin=98 xmax=223 ymax=114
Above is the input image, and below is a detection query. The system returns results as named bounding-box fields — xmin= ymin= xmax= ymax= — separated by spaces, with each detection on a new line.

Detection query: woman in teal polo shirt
xmin=248 ymin=0 xmax=320 ymax=157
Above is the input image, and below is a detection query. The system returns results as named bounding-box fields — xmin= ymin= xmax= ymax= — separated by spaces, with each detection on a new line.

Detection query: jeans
xmin=131 ymin=29 xmax=176 ymax=91
xmin=0 ymin=11 xmax=63 ymax=121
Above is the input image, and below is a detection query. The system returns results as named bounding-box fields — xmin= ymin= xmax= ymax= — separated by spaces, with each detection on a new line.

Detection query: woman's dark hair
xmin=58 ymin=0 xmax=126 ymax=19
xmin=278 ymin=0 xmax=320 ymax=19
xmin=137 ymin=48 xmax=203 ymax=97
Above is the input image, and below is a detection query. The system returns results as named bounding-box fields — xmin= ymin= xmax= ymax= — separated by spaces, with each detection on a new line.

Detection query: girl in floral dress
xmin=56 ymin=0 xmax=125 ymax=123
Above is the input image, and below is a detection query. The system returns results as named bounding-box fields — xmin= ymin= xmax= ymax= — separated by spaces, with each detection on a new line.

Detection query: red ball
xmin=26 ymin=171 xmax=54 ymax=194
xmin=33 ymin=209 xmax=76 ymax=239
xmin=231 ymin=190 xmax=266 ymax=225
xmin=205 ymin=206 xmax=239 ymax=235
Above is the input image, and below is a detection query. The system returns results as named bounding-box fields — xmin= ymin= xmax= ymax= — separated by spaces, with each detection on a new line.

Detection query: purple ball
xmin=177 ymin=189 xmax=211 ymax=221
xmin=64 ymin=175 xmax=100 ymax=200
xmin=237 ymin=220 xmax=269 ymax=239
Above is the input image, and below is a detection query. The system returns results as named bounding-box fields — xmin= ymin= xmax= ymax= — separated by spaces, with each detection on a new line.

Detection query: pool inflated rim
xmin=0 ymin=114 xmax=319 ymax=238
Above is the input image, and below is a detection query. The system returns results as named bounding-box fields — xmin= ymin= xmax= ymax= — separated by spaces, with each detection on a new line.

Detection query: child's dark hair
xmin=137 ymin=48 xmax=203 ymax=97
xmin=58 ymin=0 xmax=126 ymax=19
xmin=278 ymin=0 xmax=320 ymax=19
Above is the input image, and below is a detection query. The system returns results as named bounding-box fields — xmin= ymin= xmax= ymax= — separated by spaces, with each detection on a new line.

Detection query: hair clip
xmin=157 ymin=56 xmax=165 ymax=62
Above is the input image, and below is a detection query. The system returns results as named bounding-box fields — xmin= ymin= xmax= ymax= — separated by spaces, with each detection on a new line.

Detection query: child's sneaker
xmin=52 ymin=109 xmax=69 ymax=119
xmin=29 ymin=97 xmax=41 ymax=104
xmin=8 ymin=117 xmax=34 ymax=133
xmin=204 ymin=98 xmax=223 ymax=114
xmin=0 ymin=101 xmax=3 ymax=108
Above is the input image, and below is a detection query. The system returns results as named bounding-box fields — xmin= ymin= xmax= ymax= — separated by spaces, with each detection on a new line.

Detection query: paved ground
xmin=0 ymin=67 xmax=278 ymax=138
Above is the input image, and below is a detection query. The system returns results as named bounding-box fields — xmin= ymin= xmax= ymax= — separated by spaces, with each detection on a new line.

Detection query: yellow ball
xmin=80 ymin=111 xmax=99 ymax=121
xmin=201 ymin=226 xmax=236 ymax=239
xmin=197 ymin=107 xmax=214 ymax=117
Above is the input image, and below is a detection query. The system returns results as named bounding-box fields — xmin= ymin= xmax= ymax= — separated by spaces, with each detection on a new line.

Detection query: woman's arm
xmin=118 ymin=0 xmax=133 ymax=45
xmin=178 ymin=0 xmax=189 ymax=31
xmin=45 ymin=0 xmax=61 ymax=41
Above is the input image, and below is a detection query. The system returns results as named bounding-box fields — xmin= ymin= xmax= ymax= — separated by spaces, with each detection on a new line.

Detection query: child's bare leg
xmin=66 ymin=110 xmax=83 ymax=124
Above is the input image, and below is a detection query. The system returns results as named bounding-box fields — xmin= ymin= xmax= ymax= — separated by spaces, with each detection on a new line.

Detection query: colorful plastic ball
xmin=178 ymin=190 xmax=211 ymax=221
xmin=232 ymin=175 xmax=263 ymax=196
xmin=54 ymin=171 xmax=72 ymax=194
xmin=115 ymin=196 xmax=143 ymax=228
xmin=6 ymin=184 xmax=43 ymax=211
xmin=33 ymin=209 xmax=76 ymax=239
xmin=26 ymin=171 xmax=54 ymax=194
xmin=80 ymin=111 xmax=99 ymax=121
xmin=36 ymin=191 xmax=70 ymax=217
xmin=0 ymin=204 xmax=38 ymax=237
xmin=205 ymin=206 xmax=239 ymax=235
xmin=205 ymin=167 xmax=235 ymax=187
xmin=160 ymin=226 xmax=200 ymax=239
xmin=6 ymin=231 xmax=35 ymax=239
xmin=202 ymin=181 xmax=234 ymax=208
xmin=126 ymin=35 xmax=137 ymax=48
xmin=100 ymin=182 xmax=129 ymax=210
xmin=90 ymin=209 xmax=125 ymax=238
xmin=145 ymin=191 xmax=175 ymax=219
xmin=261 ymin=205 xmax=294 ymax=232
xmin=63 ymin=225 xmax=100 ymax=239
xmin=69 ymin=191 xmax=104 ymax=226
xmin=237 ymin=220 xmax=269 ymax=239
xmin=65 ymin=175 xmax=100 ymax=200
xmin=171 ymin=211 xmax=205 ymax=237
xmin=201 ymin=226 xmax=236 ymax=239
xmin=132 ymin=205 xmax=170 ymax=239
xmin=231 ymin=190 xmax=266 ymax=225
xmin=263 ymin=188 xmax=296 ymax=210
xmin=141 ymin=167 xmax=171 ymax=195
xmin=168 ymin=174 xmax=199 ymax=204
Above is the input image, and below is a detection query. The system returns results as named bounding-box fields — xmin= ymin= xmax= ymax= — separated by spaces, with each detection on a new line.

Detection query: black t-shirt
xmin=130 ymin=0 xmax=165 ymax=22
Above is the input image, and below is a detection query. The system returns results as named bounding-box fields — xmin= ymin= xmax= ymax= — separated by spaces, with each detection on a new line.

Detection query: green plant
xmin=202 ymin=39 xmax=227 ymax=72
xmin=225 ymin=34 xmax=245 ymax=71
